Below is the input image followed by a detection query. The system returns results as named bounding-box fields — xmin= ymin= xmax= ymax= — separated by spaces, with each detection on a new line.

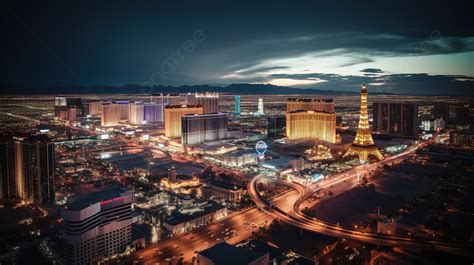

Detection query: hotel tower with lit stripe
xmin=62 ymin=187 xmax=133 ymax=265
xmin=344 ymin=83 xmax=383 ymax=162
xmin=165 ymin=105 xmax=204 ymax=138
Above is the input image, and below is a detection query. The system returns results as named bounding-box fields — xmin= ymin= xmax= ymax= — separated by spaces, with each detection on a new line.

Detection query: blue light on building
xmin=312 ymin=174 xmax=324 ymax=182
xmin=235 ymin=95 xmax=241 ymax=115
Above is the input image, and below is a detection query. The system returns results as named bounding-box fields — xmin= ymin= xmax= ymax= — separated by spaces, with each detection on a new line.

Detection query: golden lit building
xmin=164 ymin=105 xmax=203 ymax=138
xmin=286 ymin=110 xmax=336 ymax=143
xmin=160 ymin=166 xmax=201 ymax=194
xmin=101 ymin=102 xmax=129 ymax=126
xmin=344 ymin=83 xmax=383 ymax=162
xmin=287 ymin=98 xmax=334 ymax=113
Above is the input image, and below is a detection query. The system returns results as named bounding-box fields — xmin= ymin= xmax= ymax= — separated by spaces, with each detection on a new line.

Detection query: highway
xmin=130 ymin=188 xmax=300 ymax=264
xmin=248 ymin=142 xmax=474 ymax=258
xmin=130 ymin=139 xmax=474 ymax=263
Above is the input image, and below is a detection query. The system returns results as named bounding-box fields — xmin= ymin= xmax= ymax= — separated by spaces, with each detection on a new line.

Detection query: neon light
xmin=100 ymin=197 xmax=123 ymax=205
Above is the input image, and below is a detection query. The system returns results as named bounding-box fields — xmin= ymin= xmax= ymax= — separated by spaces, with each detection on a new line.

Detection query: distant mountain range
xmin=1 ymin=83 xmax=388 ymax=95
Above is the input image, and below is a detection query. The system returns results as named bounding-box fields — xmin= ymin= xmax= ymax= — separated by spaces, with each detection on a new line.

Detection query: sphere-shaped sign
xmin=255 ymin=141 xmax=268 ymax=156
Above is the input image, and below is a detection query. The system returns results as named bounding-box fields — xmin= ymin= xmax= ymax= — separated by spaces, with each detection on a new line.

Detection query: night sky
xmin=3 ymin=0 xmax=473 ymax=94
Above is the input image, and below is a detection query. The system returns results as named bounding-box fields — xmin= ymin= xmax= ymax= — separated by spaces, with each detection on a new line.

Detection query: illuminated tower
xmin=235 ymin=95 xmax=241 ymax=115
xmin=257 ymin=98 xmax=264 ymax=114
xmin=344 ymin=83 xmax=383 ymax=162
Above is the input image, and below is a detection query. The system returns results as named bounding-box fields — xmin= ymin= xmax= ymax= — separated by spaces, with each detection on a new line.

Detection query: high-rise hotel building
xmin=143 ymin=102 xmax=161 ymax=123
xmin=194 ymin=92 xmax=219 ymax=114
xmin=164 ymin=105 xmax=204 ymax=138
xmin=286 ymin=98 xmax=334 ymax=113
xmin=0 ymin=134 xmax=55 ymax=205
xmin=101 ymin=101 xmax=129 ymax=126
xmin=181 ymin=113 xmax=228 ymax=146
xmin=128 ymin=102 xmax=144 ymax=125
xmin=234 ymin=95 xmax=241 ymax=115
xmin=62 ymin=187 xmax=133 ymax=265
xmin=373 ymin=102 xmax=418 ymax=139
xmin=55 ymin=96 xmax=84 ymax=121
xmin=87 ymin=101 xmax=107 ymax=116
xmin=285 ymin=97 xmax=336 ymax=143
xmin=286 ymin=110 xmax=337 ymax=143
xmin=151 ymin=93 xmax=181 ymax=122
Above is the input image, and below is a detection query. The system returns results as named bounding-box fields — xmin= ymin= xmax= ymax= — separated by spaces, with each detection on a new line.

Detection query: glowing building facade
xmin=151 ymin=93 xmax=181 ymax=122
xmin=287 ymin=98 xmax=334 ymax=113
xmin=344 ymin=83 xmax=383 ymax=162
xmin=194 ymin=92 xmax=219 ymax=114
xmin=164 ymin=105 xmax=203 ymax=138
xmin=87 ymin=101 xmax=105 ymax=116
xmin=160 ymin=165 xmax=200 ymax=194
xmin=257 ymin=98 xmax=264 ymax=114
xmin=128 ymin=102 xmax=144 ymax=125
xmin=62 ymin=187 xmax=133 ymax=265
xmin=286 ymin=110 xmax=337 ymax=143
xmin=181 ymin=113 xmax=228 ymax=146
xmin=0 ymin=134 xmax=55 ymax=205
xmin=143 ymin=102 xmax=161 ymax=123
xmin=234 ymin=95 xmax=241 ymax=115
xmin=101 ymin=102 xmax=129 ymax=126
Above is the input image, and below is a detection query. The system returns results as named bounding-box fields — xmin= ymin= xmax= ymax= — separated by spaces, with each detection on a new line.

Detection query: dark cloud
xmin=2 ymin=0 xmax=473 ymax=95
xmin=360 ymin=68 xmax=384 ymax=73
xmin=268 ymin=73 xmax=474 ymax=95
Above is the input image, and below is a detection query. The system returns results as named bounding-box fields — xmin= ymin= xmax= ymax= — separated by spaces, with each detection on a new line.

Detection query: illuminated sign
xmin=312 ymin=174 xmax=324 ymax=182
xmin=255 ymin=141 xmax=268 ymax=158
xmin=100 ymin=197 xmax=123 ymax=206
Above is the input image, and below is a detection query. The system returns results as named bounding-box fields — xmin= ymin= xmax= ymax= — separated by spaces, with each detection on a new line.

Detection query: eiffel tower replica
xmin=344 ymin=82 xmax=383 ymax=163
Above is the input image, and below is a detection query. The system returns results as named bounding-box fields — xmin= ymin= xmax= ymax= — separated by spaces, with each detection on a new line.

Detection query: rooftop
xmin=165 ymin=104 xmax=202 ymax=109
xmin=199 ymin=242 xmax=266 ymax=265
xmin=165 ymin=202 xmax=225 ymax=226
xmin=287 ymin=109 xmax=334 ymax=114
xmin=287 ymin=98 xmax=333 ymax=103
xmin=209 ymin=180 xmax=244 ymax=191
xmin=66 ymin=187 xmax=129 ymax=211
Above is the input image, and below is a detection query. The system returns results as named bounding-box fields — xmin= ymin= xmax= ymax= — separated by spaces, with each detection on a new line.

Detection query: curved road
xmin=248 ymin=143 xmax=473 ymax=258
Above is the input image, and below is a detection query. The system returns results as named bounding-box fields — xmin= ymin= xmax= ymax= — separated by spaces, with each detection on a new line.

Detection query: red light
xmin=100 ymin=197 xmax=123 ymax=205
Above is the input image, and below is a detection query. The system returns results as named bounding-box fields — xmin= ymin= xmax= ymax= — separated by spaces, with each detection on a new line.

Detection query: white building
xmin=128 ymin=102 xmax=144 ymax=125
xmin=257 ymin=98 xmax=264 ymax=115
xmin=222 ymin=150 xmax=258 ymax=167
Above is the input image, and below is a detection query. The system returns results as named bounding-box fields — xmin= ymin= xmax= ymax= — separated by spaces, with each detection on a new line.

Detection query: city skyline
xmin=1 ymin=1 xmax=473 ymax=265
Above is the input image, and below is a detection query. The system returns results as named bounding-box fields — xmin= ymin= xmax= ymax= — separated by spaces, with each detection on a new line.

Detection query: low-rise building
xmin=222 ymin=150 xmax=258 ymax=167
xmin=205 ymin=180 xmax=245 ymax=203
xmin=164 ymin=202 xmax=227 ymax=234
